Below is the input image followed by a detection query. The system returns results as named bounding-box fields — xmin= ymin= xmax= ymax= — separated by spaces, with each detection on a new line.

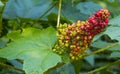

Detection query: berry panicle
xmin=53 ymin=8 xmax=110 ymax=60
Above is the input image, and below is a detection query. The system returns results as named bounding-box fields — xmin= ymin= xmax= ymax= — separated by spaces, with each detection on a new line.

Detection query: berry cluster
xmin=53 ymin=8 xmax=110 ymax=60
xmin=84 ymin=8 xmax=110 ymax=37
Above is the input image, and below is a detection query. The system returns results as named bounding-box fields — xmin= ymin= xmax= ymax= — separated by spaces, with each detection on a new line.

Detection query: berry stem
xmin=57 ymin=0 xmax=62 ymax=27
xmin=83 ymin=42 xmax=119 ymax=57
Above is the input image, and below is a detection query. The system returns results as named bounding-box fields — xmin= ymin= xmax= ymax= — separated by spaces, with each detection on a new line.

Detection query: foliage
xmin=0 ymin=27 xmax=61 ymax=74
xmin=0 ymin=0 xmax=120 ymax=74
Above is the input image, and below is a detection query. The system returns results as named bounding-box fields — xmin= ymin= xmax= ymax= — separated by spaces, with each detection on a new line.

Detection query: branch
xmin=57 ymin=0 xmax=62 ymax=27
xmin=83 ymin=42 xmax=119 ymax=57
xmin=87 ymin=59 xmax=120 ymax=74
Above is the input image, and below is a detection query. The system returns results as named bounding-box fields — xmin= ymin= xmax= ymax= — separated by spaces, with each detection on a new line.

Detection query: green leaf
xmin=91 ymin=39 xmax=112 ymax=48
xmin=104 ymin=26 xmax=120 ymax=43
xmin=110 ymin=52 xmax=120 ymax=58
xmin=84 ymin=50 xmax=95 ymax=67
xmin=92 ymin=33 xmax=104 ymax=42
xmin=0 ymin=27 xmax=61 ymax=74
xmin=76 ymin=2 xmax=102 ymax=16
xmin=72 ymin=59 xmax=82 ymax=74
xmin=109 ymin=15 xmax=120 ymax=26
xmin=104 ymin=16 xmax=120 ymax=43
xmin=3 ymin=0 xmax=53 ymax=19
xmin=0 ymin=58 xmax=6 ymax=63
xmin=50 ymin=63 xmax=75 ymax=74
xmin=0 ymin=1 xmax=4 ymax=7
xmin=109 ymin=44 xmax=120 ymax=52
xmin=0 ymin=37 xmax=8 ymax=48
xmin=61 ymin=1 xmax=102 ymax=22
xmin=103 ymin=15 xmax=120 ymax=51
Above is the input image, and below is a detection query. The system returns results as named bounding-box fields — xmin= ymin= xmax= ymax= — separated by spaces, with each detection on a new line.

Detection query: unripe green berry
xmin=53 ymin=49 xmax=56 ymax=52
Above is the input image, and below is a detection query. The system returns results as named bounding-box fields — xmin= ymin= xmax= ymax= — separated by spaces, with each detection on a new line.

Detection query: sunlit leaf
xmin=0 ymin=27 xmax=61 ymax=74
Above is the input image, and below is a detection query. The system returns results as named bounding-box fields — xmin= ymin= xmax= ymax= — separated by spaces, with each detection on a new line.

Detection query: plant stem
xmin=0 ymin=63 xmax=25 ymax=73
xmin=83 ymin=42 xmax=119 ymax=57
xmin=87 ymin=59 xmax=120 ymax=74
xmin=0 ymin=1 xmax=5 ymax=35
xmin=57 ymin=0 xmax=62 ymax=27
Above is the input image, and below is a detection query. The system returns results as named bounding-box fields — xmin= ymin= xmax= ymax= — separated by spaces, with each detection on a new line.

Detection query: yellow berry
xmin=61 ymin=31 xmax=67 ymax=35
xmin=72 ymin=31 xmax=77 ymax=36
xmin=58 ymin=40 xmax=63 ymax=45
xmin=65 ymin=40 xmax=68 ymax=43
xmin=60 ymin=35 xmax=64 ymax=40
xmin=63 ymin=23 xmax=67 ymax=27
xmin=58 ymin=51 xmax=62 ymax=54
xmin=76 ymin=36 xmax=80 ymax=40
xmin=70 ymin=53 xmax=73 ymax=57
xmin=65 ymin=43 xmax=69 ymax=47
xmin=80 ymin=42 xmax=83 ymax=46
xmin=75 ymin=57 xmax=78 ymax=60
xmin=70 ymin=45 xmax=75 ymax=49
xmin=56 ymin=33 xmax=60 ymax=36
xmin=71 ymin=56 xmax=75 ymax=60
xmin=78 ymin=55 xmax=82 ymax=58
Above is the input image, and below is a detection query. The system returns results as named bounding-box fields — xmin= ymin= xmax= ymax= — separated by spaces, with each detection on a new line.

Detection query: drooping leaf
xmin=3 ymin=0 xmax=53 ymax=19
xmin=0 ymin=27 xmax=61 ymax=74
xmin=104 ymin=26 xmax=120 ymax=43
xmin=104 ymin=15 xmax=120 ymax=43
